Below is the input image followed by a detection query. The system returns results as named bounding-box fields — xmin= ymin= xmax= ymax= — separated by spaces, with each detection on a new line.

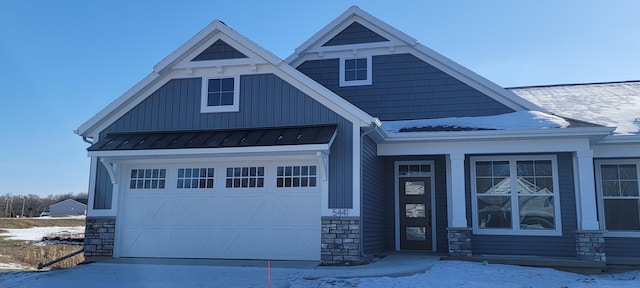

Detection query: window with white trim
xmin=339 ymin=56 xmax=372 ymax=86
xmin=276 ymin=165 xmax=317 ymax=187
xmin=596 ymin=160 xmax=640 ymax=232
xmin=201 ymin=76 xmax=240 ymax=113
xmin=226 ymin=167 xmax=264 ymax=188
xmin=471 ymin=156 xmax=561 ymax=235
xmin=177 ymin=168 xmax=214 ymax=189
xmin=129 ymin=169 xmax=166 ymax=189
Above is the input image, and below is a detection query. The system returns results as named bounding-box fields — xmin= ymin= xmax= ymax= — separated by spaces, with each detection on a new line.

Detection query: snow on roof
xmin=383 ymin=111 xmax=570 ymax=133
xmin=509 ymin=81 xmax=640 ymax=135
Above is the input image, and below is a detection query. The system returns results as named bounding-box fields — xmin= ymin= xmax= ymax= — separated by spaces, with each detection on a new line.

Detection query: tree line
xmin=0 ymin=192 xmax=88 ymax=218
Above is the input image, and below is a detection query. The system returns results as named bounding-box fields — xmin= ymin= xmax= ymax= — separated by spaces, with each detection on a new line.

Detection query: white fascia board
xmin=378 ymin=137 xmax=592 ymax=156
xmin=285 ymin=6 xmax=417 ymax=65
xmin=378 ymin=126 xmax=614 ymax=143
xmin=273 ymin=64 xmax=375 ymax=127
xmin=410 ymin=44 xmax=546 ymax=112
xmin=76 ymin=20 xmax=285 ymax=137
xmin=88 ymin=144 xmax=331 ymax=159
xmin=596 ymin=134 xmax=640 ymax=144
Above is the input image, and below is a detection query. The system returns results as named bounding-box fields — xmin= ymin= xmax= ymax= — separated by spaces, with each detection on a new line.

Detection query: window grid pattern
xmin=130 ymin=169 xmax=166 ymax=189
xmin=207 ymin=78 xmax=234 ymax=107
xmin=600 ymin=164 xmax=640 ymax=231
xmin=226 ymin=167 xmax=264 ymax=188
xmin=344 ymin=58 xmax=367 ymax=81
xmin=177 ymin=168 xmax=214 ymax=189
xmin=473 ymin=158 xmax=558 ymax=234
xmin=398 ymin=164 xmax=431 ymax=176
xmin=276 ymin=165 xmax=317 ymax=188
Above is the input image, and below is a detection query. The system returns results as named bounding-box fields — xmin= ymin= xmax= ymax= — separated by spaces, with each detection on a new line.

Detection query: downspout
xmin=359 ymin=120 xmax=380 ymax=261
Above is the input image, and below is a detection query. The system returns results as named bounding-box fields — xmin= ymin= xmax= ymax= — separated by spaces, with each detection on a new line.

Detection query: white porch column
xmin=447 ymin=153 xmax=468 ymax=227
xmin=574 ymin=149 xmax=599 ymax=230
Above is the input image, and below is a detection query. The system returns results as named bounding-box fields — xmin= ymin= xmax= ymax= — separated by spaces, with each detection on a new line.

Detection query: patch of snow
xmin=0 ymin=263 xmax=27 ymax=270
xmin=511 ymin=82 xmax=640 ymax=135
xmin=1 ymin=259 xmax=639 ymax=287
xmin=383 ymin=111 xmax=570 ymax=133
xmin=37 ymin=215 xmax=86 ymax=220
xmin=0 ymin=226 xmax=84 ymax=242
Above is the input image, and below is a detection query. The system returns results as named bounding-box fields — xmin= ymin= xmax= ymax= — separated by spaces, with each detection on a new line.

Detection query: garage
xmin=116 ymin=160 xmax=321 ymax=260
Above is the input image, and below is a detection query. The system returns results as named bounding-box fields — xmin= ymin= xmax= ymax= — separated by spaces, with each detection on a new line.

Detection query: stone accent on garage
xmin=84 ymin=216 xmax=116 ymax=259
xmin=321 ymin=216 xmax=361 ymax=265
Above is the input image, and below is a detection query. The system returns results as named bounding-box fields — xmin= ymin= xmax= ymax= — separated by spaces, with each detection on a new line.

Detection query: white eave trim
xmin=596 ymin=134 xmax=640 ymax=145
xmin=378 ymin=127 xmax=615 ymax=142
xmin=88 ymin=144 xmax=332 ymax=160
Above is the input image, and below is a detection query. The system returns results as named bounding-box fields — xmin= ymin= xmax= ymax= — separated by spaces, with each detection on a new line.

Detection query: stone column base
xmin=321 ymin=216 xmax=361 ymax=265
xmin=84 ymin=216 xmax=116 ymax=258
xmin=447 ymin=227 xmax=472 ymax=257
xmin=576 ymin=230 xmax=606 ymax=262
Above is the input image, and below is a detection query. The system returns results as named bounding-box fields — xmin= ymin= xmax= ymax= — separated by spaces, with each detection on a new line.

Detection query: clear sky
xmin=0 ymin=0 xmax=638 ymax=197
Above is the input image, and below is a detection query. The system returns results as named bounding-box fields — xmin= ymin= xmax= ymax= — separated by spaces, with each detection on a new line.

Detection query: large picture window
xmin=471 ymin=156 xmax=561 ymax=236
xmin=596 ymin=160 xmax=640 ymax=234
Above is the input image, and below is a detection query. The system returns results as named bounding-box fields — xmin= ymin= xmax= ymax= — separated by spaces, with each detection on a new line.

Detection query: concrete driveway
xmin=0 ymin=252 xmax=439 ymax=288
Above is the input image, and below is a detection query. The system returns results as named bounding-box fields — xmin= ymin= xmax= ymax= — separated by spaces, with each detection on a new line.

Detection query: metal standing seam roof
xmin=88 ymin=124 xmax=338 ymax=151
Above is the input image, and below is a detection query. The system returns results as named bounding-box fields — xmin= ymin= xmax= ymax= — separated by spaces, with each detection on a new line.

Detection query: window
xmin=596 ymin=160 xmax=640 ymax=233
xmin=200 ymin=76 xmax=240 ymax=113
xmin=177 ymin=168 xmax=214 ymax=189
xmin=276 ymin=165 xmax=317 ymax=187
xmin=471 ymin=156 xmax=561 ymax=236
xmin=129 ymin=169 xmax=166 ymax=189
xmin=339 ymin=56 xmax=372 ymax=86
xmin=226 ymin=167 xmax=264 ymax=188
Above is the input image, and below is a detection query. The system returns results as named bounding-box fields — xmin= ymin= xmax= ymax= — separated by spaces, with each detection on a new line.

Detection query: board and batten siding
xmin=361 ymin=134 xmax=387 ymax=255
xmin=296 ymin=53 xmax=514 ymax=121
xmin=468 ymin=153 xmax=578 ymax=257
xmin=93 ymin=74 xmax=354 ymax=209
xmin=322 ymin=22 xmax=388 ymax=47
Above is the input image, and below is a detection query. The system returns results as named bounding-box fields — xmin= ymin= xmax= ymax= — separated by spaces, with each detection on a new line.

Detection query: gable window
xmin=339 ymin=56 xmax=372 ymax=86
xmin=201 ymin=76 xmax=240 ymax=113
xmin=471 ymin=156 xmax=561 ymax=236
xmin=595 ymin=160 xmax=640 ymax=234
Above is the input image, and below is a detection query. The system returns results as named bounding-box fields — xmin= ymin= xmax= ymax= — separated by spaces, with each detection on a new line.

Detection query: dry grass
xmin=0 ymin=217 xmax=85 ymax=229
xmin=0 ymin=217 xmax=85 ymax=270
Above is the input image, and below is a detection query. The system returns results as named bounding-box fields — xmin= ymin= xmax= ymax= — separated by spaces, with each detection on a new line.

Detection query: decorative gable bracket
xmin=100 ymin=158 xmax=119 ymax=185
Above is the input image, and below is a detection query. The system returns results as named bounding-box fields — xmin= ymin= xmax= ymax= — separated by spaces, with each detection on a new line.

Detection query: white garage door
xmin=117 ymin=160 xmax=321 ymax=260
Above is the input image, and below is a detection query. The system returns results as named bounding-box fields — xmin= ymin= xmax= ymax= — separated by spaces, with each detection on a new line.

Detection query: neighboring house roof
xmin=285 ymin=5 xmax=544 ymax=113
xmin=88 ymin=124 xmax=337 ymax=151
xmin=49 ymin=199 xmax=88 ymax=208
xmin=76 ymin=20 xmax=375 ymax=139
xmin=509 ymin=81 xmax=640 ymax=135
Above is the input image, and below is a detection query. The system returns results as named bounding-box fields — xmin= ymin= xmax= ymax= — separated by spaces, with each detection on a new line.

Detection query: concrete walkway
xmin=0 ymin=252 xmax=440 ymax=288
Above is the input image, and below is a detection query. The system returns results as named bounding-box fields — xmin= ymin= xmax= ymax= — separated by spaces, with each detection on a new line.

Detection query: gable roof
xmin=76 ymin=20 xmax=375 ymax=139
xmin=285 ymin=5 xmax=544 ymax=113
xmin=510 ymin=81 xmax=640 ymax=135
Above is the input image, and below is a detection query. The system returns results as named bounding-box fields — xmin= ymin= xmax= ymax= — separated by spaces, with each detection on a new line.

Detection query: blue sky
xmin=0 ymin=0 xmax=638 ymax=197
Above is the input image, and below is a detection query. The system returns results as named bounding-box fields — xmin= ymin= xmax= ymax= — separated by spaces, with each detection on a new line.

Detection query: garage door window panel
xmin=226 ymin=166 xmax=264 ymax=188
xmin=129 ymin=169 xmax=166 ymax=189
xmin=177 ymin=168 xmax=214 ymax=189
xmin=276 ymin=165 xmax=317 ymax=188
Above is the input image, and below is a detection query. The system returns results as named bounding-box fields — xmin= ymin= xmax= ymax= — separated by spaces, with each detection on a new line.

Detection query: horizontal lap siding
xmin=606 ymin=238 xmax=640 ymax=257
xmin=362 ymin=135 xmax=387 ymax=255
xmin=94 ymin=74 xmax=353 ymax=209
xmin=296 ymin=54 xmax=513 ymax=121
xmin=470 ymin=153 xmax=578 ymax=257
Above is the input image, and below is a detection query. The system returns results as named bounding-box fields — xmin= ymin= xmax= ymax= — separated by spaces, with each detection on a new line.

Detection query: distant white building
xmin=48 ymin=199 xmax=87 ymax=216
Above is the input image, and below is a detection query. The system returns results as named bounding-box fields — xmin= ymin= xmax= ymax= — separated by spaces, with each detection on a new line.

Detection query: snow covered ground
xmin=0 ymin=226 xmax=84 ymax=242
xmin=0 ymin=255 xmax=639 ymax=287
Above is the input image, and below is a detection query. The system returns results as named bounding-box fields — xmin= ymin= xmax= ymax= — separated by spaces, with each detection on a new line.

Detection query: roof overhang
xmin=88 ymin=124 xmax=337 ymax=160
xmin=374 ymin=126 xmax=615 ymax=144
